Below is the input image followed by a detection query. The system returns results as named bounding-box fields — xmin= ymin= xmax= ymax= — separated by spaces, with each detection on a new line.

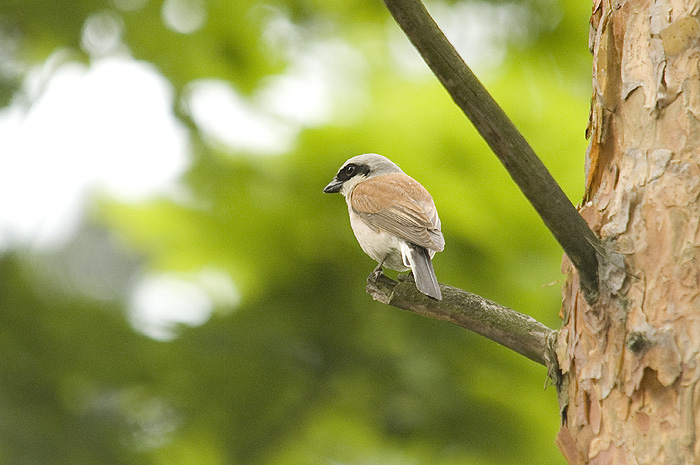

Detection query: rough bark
xmin=557 ymin=0 xmax=700 ymax=463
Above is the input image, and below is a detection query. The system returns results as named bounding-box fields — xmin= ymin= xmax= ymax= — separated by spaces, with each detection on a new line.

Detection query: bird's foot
xmin=370 ymin=264 xmax=384 ymax=282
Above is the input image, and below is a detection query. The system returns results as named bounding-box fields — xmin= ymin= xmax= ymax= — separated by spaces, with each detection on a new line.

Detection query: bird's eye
xmin=337 ymin=163 xmax=366 ymax=181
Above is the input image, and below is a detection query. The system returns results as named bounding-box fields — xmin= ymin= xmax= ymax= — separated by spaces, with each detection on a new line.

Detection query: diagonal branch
xmin=367 ymin=274 xmax=556 ymax=367
xmin=383 ymin=0 xmax=601 ymax=303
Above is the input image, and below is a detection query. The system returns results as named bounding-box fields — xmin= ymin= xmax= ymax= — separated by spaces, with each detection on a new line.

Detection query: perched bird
xmin=323 ymin=153 xmax=444 ymax=300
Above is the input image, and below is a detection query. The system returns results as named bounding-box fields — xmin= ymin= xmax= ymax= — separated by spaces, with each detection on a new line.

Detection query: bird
xmin=323 ymin=153 xmax=444 ymax=300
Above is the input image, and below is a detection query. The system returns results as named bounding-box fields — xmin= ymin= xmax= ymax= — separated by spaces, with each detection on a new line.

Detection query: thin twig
xmin=367 ymin=274 xmax=556 ymax=367
xmin=383 ymin=0 xmax=601 ymax=303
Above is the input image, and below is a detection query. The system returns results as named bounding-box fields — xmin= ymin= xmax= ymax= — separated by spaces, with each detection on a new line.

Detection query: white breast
xmin=348 ymin=207 xmax=410 ymax=271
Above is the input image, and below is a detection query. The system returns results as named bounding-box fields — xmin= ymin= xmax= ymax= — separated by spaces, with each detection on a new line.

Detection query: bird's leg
xmin=406 ymin=270 xmax=415 ymax=283
xmin=370 ymin=255 xmax=388 ymax=282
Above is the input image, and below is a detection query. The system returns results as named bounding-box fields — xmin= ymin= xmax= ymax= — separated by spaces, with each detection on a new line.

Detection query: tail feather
xmin=403 ymin=243 xmax=442 ymax=300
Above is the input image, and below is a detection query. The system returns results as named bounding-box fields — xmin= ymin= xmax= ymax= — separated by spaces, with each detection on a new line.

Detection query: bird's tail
xmin=402 ymin=243 xmax=442 ymax=300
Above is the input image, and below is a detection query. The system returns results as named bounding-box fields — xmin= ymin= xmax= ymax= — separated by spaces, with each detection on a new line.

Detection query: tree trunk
xmin=556 ymin=0 xmax=700 ymax=463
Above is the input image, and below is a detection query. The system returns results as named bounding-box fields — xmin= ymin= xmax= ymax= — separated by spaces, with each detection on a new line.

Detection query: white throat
xmin=339 ymin=174 xmax=368 ymax=198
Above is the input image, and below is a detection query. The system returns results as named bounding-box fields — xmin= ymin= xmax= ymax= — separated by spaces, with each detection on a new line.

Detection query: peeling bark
xmin=560 ymin=0 xmax=700 ymax=462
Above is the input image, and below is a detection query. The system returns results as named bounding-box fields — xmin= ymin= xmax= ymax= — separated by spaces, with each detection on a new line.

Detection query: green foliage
xmin=0 ymin=0 xmax=591 ymax=463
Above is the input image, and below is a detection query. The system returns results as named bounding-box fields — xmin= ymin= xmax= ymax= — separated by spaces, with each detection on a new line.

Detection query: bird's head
xmin=323 ymin=153 xmax=403 ymax=196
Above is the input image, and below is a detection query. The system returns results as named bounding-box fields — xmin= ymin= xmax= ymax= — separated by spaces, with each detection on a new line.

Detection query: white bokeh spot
xmin=0 ymin=56 xmax=189 ymax=249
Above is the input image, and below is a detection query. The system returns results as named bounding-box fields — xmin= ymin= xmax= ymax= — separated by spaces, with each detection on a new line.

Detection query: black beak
xmin=323 ymin=178 xmax=343 ymax=193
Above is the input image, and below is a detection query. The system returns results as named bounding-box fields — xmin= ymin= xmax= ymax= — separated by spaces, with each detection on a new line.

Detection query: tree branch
xmin=367 ymin=274 xmax=555 ymax=367
xmin=383 ymin=0 xmax=601 ymax=303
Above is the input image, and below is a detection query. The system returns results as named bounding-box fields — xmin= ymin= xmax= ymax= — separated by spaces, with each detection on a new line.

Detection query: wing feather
xmin=350 ymin=174 xmax=444 ymax=252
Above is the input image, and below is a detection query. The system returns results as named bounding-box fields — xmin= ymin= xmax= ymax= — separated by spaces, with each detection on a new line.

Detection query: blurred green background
xmin=0 ymin=0 xmax=591 ymax=463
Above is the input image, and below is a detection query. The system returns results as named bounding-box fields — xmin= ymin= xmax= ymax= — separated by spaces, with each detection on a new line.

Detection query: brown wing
xmin=350 ymin=173 xmax=444 ymax=251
